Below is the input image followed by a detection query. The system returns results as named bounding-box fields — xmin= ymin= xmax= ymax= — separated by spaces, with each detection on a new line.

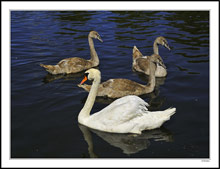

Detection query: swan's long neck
xmin=79 ymin=125 xmax=97 ymax=158
xmin=153 ymin=41 xmax=159 ymax=55
xmin=88 ymin=36 xmax=99 ymax=66
xmin=78 ymin=75 xmax=101 ymax=124
xmin=145 ymin=61 xmax=156 ymax=92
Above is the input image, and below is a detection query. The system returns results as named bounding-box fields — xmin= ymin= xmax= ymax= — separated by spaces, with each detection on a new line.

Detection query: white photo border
xmin=2 ymin=1 xmax=219 ymax=168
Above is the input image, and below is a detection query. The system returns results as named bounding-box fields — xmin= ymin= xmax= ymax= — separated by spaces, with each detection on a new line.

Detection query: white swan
xmin=78 ymin=68 xmax=176 ymax=134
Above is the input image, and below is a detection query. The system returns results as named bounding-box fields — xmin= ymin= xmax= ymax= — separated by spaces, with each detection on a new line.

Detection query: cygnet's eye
xmin=162 ymin=40 xmax=166 ymax=45
xmin=152 ymin=61 xmax=157 ymax=66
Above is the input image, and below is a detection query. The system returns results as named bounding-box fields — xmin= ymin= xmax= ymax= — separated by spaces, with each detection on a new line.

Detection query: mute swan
xmin=40 ymin=31 xmax=102 ymax=75
xmin=78 ymin=54 xmax=161 ymax=99
xmin=133 ymin=36 xmax=170 ymax=77
xmin=78 ymin=68 xmax=176 ymax=134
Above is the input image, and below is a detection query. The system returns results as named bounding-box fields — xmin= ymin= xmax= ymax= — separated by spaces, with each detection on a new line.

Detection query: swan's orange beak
xmin=80 ymin=75 xmax=88 ymax=85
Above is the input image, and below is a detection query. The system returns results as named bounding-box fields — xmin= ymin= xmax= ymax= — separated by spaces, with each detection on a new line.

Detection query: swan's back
xmin=87 ymin=95 xmax=176 ymax=134
xmin=90 ymin=95 xmax=149 ymax=123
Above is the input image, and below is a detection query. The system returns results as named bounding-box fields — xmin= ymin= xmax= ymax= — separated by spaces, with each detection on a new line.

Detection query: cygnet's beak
xmin=80 ymin=75 xmax=88 ymax=85
xmin=156 ymin=58 xmax=166 ymax=69
xmin=98 ymin=36 xmax=103 ymax=42
xmin=164 ymin=43 xmax=171 ymax=50
xmin=159 ymin=61 xmax=167 ymax=69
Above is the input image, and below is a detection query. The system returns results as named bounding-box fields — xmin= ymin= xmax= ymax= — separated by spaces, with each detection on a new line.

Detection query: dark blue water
xmin=11 ymin=11 xmax=209 ymax=158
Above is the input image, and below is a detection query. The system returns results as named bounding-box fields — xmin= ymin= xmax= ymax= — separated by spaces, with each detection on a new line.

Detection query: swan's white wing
xmin=90 ymin=95 xmax=149 ymax=126
xmin=87 ymin=95 xmax=175 ymax=134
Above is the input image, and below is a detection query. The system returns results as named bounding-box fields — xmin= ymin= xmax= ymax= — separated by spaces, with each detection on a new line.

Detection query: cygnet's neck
xmin=153 ymin=40 xmax=159 ymax=55
xmin=145 ymin=61 xmax=156 ymax=93
xmin=88 ymin=36 xmax=99 ymax=66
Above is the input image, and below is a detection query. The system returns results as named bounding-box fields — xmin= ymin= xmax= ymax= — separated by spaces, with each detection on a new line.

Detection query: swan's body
xmin=132 ymin=36 xmax=170 ymax=77
xmin=40 ymin=31 xmax=102 ymax=75
xmin=78 ymin=54 xmax=161 ymax=99
xmin=78 ymin=68 xmax=176 ymax=134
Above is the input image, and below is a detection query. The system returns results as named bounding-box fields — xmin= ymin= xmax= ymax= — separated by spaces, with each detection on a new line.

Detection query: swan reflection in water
xmin=78 ymin=124 xmax=173 ymax=157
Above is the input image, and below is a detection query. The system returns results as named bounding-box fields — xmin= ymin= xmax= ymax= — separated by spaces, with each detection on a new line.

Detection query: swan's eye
xmin=85 ymin=72 xmax=89 ymax=78
xmin=80 ymin=73 xmax=89 ymax=85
